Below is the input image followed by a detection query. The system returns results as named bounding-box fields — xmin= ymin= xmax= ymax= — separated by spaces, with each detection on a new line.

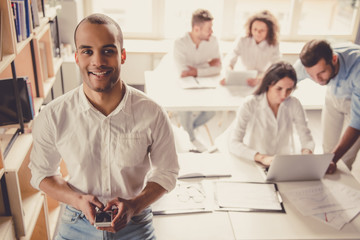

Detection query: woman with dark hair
xmin=229 ymin=61 xmax=315 ymax=166
xmin=222 ymin=10 xmax=281 ymax=86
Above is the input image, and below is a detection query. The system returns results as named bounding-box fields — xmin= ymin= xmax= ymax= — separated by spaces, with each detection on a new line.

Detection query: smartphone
xmin=94 ymin=210 xmax=113 ymax=227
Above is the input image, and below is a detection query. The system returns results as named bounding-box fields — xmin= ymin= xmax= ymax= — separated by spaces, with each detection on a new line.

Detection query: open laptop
xmin=261 ymin=153 xmax=334 ymax=182
xmin=225 ymin=70 xmax=257 ymax=86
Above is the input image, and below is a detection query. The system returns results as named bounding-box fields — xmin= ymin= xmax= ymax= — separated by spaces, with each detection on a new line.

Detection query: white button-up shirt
xmin=29 ymin=84 xmax=179 ymax=204
xmin=225 ymin=36 xmax=281 ymax=73
xmin=229 ymin=93 xmax=315 ymax=161
xmin=173 ymin=32 xmax=222 ymax=77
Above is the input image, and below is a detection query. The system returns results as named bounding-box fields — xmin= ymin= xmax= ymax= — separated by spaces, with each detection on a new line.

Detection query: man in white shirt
xmin=29 ymin=13 xmax=179 ymax=240
xmin=173 ymin=9 xmax=221 ymax=151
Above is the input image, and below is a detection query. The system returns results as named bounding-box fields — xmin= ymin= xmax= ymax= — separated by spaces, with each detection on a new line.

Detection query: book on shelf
xmin=11 ymin=2 xmax=21 ymax=42
xmin=11 ymin=0 xmax=32 ymax=41
xmin=0 ymin=9 xmax=2 ymax=61
xmin=30 ymin=0 xmax=40 ymax=28
xmin=39 ymin=41 xmax=49 ymax=80
xmin=0 ymin=76 xmax=35 ymax=126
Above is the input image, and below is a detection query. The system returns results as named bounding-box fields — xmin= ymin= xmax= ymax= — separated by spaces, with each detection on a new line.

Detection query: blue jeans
xmin=178 ymin=111 xmax=215 ymax=141
xmin=55 ymin=205 xmax=156 ymax=240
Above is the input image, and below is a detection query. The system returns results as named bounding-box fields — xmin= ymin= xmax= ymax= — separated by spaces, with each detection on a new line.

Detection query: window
xmin=90 ymin=0 xmax=360 ymax=41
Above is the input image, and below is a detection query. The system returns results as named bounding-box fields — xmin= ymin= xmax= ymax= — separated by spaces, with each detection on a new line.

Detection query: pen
xmin=194 ymin=77 xmax=200 ymax=85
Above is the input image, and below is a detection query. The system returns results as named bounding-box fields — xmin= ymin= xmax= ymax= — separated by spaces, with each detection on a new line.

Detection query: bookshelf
xmin=0 ymin=0 xmax=64 ymax=239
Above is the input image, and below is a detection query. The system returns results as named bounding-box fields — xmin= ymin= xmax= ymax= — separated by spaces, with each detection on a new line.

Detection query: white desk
xmin=153 ymin=153 xmax=360 ymax=240
xmin=144 ymin=70 xmax=325 ymax=111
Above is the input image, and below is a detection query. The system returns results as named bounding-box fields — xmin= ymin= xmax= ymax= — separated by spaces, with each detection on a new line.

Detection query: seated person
xmin=173 ymin=9 xmax=221 ymax=151
xmin=221 ymin=10 xmax=281 ymax=87
xmin=229 ymin=61 xmax=315 ymax=166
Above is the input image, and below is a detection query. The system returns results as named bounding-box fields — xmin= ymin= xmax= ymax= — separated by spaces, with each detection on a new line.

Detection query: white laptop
xmin=225 ymin=70 xmax=257 ymax=86
xmin=262 ymin=153 xmax=334 ymax=182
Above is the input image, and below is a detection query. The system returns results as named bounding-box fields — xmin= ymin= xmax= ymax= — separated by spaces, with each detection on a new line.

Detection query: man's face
xmin=198 ymin=21 xmax=213 ymax=41
xmin=75 ymin=22 xmax=125 ymax=93
xmin=304 ymin=58 xmax=336 ymax=86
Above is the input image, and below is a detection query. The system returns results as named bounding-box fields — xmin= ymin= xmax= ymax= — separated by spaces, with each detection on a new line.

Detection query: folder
xmin=214 ymin=181 xmax=285 ymax=213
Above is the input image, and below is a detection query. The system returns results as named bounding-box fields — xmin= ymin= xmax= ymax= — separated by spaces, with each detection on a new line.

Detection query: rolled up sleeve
xmin=147 ymin=107 xmax=179 ymax=192
xmin=29 ymin=108 xmax=62 ymax=190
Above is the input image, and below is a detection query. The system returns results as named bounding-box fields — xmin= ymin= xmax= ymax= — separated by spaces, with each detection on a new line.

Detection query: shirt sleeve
xmin=29 ymin=108 xmax=62 ymax=190
xmin=270 ymin=44 xmax=281 ymax=63
xmin=146 ymin=106 xmax=179 ymax=192
xmin=350 ymin=84 xmax=360 ymax=130
xmin=226 ymin=36 xmax=242 ymax=69
xmin=196 ymin=37 xmax=222 ymax=77
xmin=293 ymin=59 xmax=309 ymax=82
xmin=291 ymin=97 xmax=315 ymax=151
xmin=229 ymin=98 xmax=258 ymax=161
xmin=173 ymin=39 xmax=189 ymax=76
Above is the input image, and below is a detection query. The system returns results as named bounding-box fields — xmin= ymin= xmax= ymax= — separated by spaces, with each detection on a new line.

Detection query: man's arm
xmin=327 ymin=126 xmax=360 ymax=173
xmin=39 ymin=176 xmax=104 ymax=224
xmin=100 ymin=182 xmax=166 ymax=233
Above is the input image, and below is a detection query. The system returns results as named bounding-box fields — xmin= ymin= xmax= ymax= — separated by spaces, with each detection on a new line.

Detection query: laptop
xmin=225 ymin=70 xmax=257 ymax=86
xmin=262 ymin=153 xmax=334 ymax=182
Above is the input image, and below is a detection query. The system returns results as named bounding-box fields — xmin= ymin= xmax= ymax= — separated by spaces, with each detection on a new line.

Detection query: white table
xmin=153 ymin=153 xmax=360 ymax=240
xmin=144 ymin=70 xmax=325 ymax=111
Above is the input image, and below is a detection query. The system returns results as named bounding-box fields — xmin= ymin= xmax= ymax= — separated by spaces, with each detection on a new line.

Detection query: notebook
xmin=262 ymin=153 xmax=334 ymax=182
xmin=225 ymin=70 xmax=257 ymax=86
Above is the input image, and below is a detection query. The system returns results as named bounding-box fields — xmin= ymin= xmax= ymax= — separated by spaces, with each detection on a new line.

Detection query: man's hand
xmin=326 ymin=161 xmax=337 ymax=174
xmin=97 ymin=197 xmax=135 ymax=233
xmin=76 ymin=194 xmax=104 ymax=225
xmin=181 ymin=66 xmax=197 ymax=77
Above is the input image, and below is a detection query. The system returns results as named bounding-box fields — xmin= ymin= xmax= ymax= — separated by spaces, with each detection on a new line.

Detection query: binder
xmin=214 ymin=181 xmax=285 ymax=213
xmin=0 ymin=77 xmax=34 ymax=126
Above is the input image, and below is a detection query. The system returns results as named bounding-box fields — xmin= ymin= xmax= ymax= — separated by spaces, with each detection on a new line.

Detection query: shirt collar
xmin=78 ymin=82 xmax=132 ymax=117
xmin=258 ymin=92 xmax=289 ymax=110
xmin=250 ymin=37 xmax=268 ymax=48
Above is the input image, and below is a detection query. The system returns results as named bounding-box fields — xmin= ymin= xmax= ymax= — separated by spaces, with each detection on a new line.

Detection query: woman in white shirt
xmin=222 ymin=10 xmax=281 ymax=86
xmin=229 ymin=61 xmax=315 ymax=166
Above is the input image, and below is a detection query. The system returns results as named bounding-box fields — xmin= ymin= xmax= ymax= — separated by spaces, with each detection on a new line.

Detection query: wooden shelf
xmin=0 ymin=217 xmax=16 ymax=240
xmin=0 ymin=54 xmax=16 ymax=74
xmin=2 ymin=133 xmax=32 ymax=171
xmin=0 ymin=1 xmax=64 ymax=239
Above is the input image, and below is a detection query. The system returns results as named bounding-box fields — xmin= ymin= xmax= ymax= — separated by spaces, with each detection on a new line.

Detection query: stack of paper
xmin=282 ymin=179 xmax=360 ymax=230
xmin=177 ymin=152 xmax=232 ymax=179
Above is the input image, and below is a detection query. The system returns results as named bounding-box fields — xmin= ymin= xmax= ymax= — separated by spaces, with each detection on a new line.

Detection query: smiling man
xmin=29 ymin=13 xmax=179 ymax=239
xmin=294 ymin=39 xmax=360 ymax=174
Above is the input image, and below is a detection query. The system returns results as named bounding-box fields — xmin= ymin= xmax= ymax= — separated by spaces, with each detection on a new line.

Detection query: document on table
xmin=179 ymin=76 xmax=220 ymax=89
xmin=214 ymin=181 xmax=285 ymax=212
xmin=151 ymin=181 xmax=213 ymax=215
xmin=282 ymin=179 xmax=360 ymax=229
xmin=177 ymin=152 xmax=232 ymax=179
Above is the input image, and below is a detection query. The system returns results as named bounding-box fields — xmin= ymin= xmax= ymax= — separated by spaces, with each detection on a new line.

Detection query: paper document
xmin=179 ymin=76 xmax=220 ymax=89
xmin=282 ymin=179 xmax=360 ymax=230
xmin=177 ymin=152 xmax=232 ymax=179
xmin=214 ymin=181 xmax=284 ymax=212
xmin=151 ymin=181 xmax=213 ymax=215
